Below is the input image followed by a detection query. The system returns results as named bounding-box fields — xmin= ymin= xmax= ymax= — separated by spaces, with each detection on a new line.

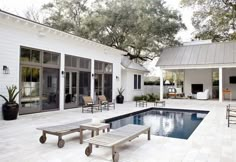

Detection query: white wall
xmin=121 ymin=69 xmax=145 ymax=101
xmin=0 ymin=14 xmax=124 ymax=119
xmin=184 ymin=69 xmax=213 ymax=98
xmin=223 ymin=68 xmax=236 ymax=100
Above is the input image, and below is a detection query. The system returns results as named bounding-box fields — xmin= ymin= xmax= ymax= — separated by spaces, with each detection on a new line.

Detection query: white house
xmin=121 ymin=57 xmax=149 ymax=101
xmin=0 ymin=10 xmax=127 ymax=119
xmin=157 ymin=41 xmax=236 ymax=102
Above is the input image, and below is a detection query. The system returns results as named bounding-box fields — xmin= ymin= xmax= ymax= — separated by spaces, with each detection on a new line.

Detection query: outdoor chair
xmin=82 ymin=96 xmax=102 ymax=113
xmin=167 ymin=88 xmax=177 ymax=98
xmin=196 ymin=89 xmax=209 ymax=100
xmin=98 ymin=95 xmax=115 ymax=110
xmin=226 ymin=104 xmax=236 ymax=127
xmin=84 ymin=124 xmax=150 ymax=162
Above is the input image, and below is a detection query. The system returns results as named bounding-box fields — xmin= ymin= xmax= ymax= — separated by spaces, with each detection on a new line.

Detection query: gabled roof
xmin=121 ymin=56 xmax=149 ymax=72
xmin=156 ymin=41 xmax=236 ymax=67
xmin=0 ymin=10 xmax=126 ymax=54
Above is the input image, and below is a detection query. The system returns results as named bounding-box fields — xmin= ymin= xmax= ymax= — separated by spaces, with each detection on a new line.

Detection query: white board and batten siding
xmin=0 ymin=11 xmax=125 ymax=119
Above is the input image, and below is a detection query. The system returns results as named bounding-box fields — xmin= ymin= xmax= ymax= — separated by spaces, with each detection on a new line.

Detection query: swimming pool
xmin=105 ymin=108 xmax=208 ymax=139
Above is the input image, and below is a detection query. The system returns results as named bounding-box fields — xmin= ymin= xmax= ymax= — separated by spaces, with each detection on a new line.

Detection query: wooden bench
xmin=37 ymin=119 xmax=91 ymax=148
xmin=84 ymin=124 xmax=150 ymax=162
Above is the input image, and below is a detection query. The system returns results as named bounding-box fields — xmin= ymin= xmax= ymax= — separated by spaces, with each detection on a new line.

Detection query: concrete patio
xmin=0 ymin=100 xmax=236 ymax=162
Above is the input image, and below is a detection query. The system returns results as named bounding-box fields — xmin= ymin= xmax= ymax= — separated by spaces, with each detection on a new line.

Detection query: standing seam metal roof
xmin=156 ymin=41 xmax=236 ymax=66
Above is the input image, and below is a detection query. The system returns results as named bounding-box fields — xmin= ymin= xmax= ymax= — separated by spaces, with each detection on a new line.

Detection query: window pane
xmin=72 ymin=56 xmax=77 ymax=67
xmin=134 ymin=74 xmax=137 ymax=89
xmin=104 ymin=63 xmax=112 ymax=73
xmin=43 ymin=52 xmax=51 ymax=64
xmin=138 ymin=75 xmax=141 ymax=89
xmin=65 ymin=55 xmax=71 ymax=67
xmin=31 ymin=50 xmax=40 ymax=63
xmin=95 ymin=61 xmax=103 ymax=71
xmin=21 ymin=48 xmax=30 ymax=62
xmin=51 ymin=53 xmax=59 ymax=65
xmin=80 ymin=58 xmax=90 ymax=69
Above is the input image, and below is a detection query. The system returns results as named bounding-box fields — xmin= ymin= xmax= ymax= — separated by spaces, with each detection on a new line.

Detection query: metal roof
xmin=156 ymin=41 xmax=236 ymax=67
xmin=121 ymin=57 xmax=149 ymax=72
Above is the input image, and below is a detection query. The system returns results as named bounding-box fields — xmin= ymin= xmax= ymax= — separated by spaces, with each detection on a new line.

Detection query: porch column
xmin=160 ymin=69 xmax=164 ymax=100
xmin=90 ymin=59 xmax=95 ymax=99
xmin=59 ymin=53 xmax=65 ymax=111
xmin=219 ymin=67 xmax=223 ymax=102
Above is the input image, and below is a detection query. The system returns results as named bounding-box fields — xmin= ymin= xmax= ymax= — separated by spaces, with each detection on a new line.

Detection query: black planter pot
xmin=2 ymin=103 xmax=19 ymax=120
xmin=116 ymin=95 xmax=124 ymax=104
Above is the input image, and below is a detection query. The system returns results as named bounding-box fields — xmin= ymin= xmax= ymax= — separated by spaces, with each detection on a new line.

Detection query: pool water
xmin=105 ymin=108 xmax=208 ymax=139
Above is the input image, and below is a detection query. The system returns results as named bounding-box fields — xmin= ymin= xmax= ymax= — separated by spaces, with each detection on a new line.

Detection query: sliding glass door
xmin=65 ymin=71 xmax=78 ymax=108
xmin=20 ymin=66 xmax=41 ymax=114
xmin=42 ymin=68 xmax=59 ymax=110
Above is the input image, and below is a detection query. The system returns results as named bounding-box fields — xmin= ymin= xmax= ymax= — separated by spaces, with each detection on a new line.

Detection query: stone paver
xmin=0 ymin=100 xmax=236 ymax=162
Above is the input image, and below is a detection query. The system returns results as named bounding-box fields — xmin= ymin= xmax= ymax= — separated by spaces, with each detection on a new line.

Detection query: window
xmin=20 ymin=48 xmax=40 ymax=63
xmin=134 ymin=74 xmax=141 ymax=90
xmin=43 ymin=52 xmax=59 ymax=65
xmin=80 ymin=58 xmax=90 ymax=69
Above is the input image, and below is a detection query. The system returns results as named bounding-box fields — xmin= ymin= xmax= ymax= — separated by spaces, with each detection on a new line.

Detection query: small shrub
xmin=133 ymin=93 xmax=159 ymax=102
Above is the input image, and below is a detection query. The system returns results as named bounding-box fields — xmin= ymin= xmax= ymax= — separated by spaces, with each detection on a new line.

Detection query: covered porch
xmin=159 ymin=67 xmax=236 ymax=102
xmin=157 ymin=41 xmax=236 ymax=102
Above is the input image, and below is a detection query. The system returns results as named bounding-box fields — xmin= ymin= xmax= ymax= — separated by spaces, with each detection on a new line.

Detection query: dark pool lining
xmin=104 ymin=107 xmax=209 ymax=123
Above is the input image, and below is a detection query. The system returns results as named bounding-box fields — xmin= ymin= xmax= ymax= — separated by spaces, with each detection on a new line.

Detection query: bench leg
xmin=39 ymin=131 xmax=47 ymax=144
xmin=148 ymin=129 xmax=151 ymax=140
xmin=80 ymin=128 xmax=83 ymax=144
xmin=57 ymin=136 xmax=65 ymax=148
xmin=112 ymin=146 xmax=119 ymax=162
xmin=85 ymin=144 xmax=93 ymax=156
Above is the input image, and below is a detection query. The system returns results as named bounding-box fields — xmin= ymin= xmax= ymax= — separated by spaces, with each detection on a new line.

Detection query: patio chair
xmin=98 ymin=95 xmax=115 ymax=110
xmin=167 ymin=88 xmax=177 ymax=98
xmin=226 ymin=104 xmax=236 ymax=127
xmin=196 ymin=89 xmax=209 ymax=100
xmin=82 ymin=96 xmax=101 ymax=113
xmin=84 ymin=124 xmax=150 ymax=162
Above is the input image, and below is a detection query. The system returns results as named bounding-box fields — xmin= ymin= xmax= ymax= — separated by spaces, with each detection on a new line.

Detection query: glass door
xmin=65 ymin=71 xmax=78 ymax=108
xmin=42 ymin=68 xmax=59 ymax=110
xmin=79 ymin=71 xmax=91 ymax=105
xmin=95 ymin=74 xmax=103 ymax=96
xmin=104 ymin=74 xmax=112 ymax=102
xmin=20 ymin=66 xmax=41 ymax=114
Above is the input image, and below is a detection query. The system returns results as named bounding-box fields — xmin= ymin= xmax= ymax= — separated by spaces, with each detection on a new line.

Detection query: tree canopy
xmin=42 ymin=0 xmax=186 ymax=61
xmin=181 ymin=0 xmax=236 ymax=42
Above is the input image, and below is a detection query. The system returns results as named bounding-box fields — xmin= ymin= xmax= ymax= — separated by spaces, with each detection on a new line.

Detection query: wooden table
xmin=223 ymin=89 xmax=232 ymax=101
xmin=80 ymin=123 xmax=110 ymax=144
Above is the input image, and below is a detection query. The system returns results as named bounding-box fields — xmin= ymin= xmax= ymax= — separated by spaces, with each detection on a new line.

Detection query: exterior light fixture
xmin=116 ymin=76 xmax=119 ymax=80
xmin=3 ymin=65 xmax=9 ymax=74
xmin=92 ymin=73 xmax=94 ymax=77
xmin=61 ymin=70 xmax=64 ymax=77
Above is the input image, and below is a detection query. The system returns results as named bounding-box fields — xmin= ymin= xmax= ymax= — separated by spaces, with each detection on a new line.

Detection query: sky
xmin=0 ymin=0 xmax=195 ymax=77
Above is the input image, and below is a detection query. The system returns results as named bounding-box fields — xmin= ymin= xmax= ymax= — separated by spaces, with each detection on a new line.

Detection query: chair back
xmin=98 ymin=95 xmax=107 ymax=104
xmin=168 ymin=88 xmax=176 ymax=93
xmin=82 ymin=96 xmax=93 ymax=105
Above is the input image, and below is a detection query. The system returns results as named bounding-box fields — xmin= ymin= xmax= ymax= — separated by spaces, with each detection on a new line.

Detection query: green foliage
xmin=117 ymin=87 xmax=125 ymax=95
xmin=144 ymin=81 xmax=160 ymax=85
xmin=133 ymin=93 xmax=159 ymax=102
xmin=181 ymin=0 xmax=236 ymax=41
xmin=42 ymin=0 xmax=185 ymax=61
xmin=0 ymin=85 xmax=21 ymax=104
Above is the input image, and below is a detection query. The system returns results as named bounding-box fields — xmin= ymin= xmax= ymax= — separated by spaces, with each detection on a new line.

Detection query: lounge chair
xmin=37 ymin=119 xmax=91 ymax=148
xmin=84 ymin=124 xmax=150 ymax=162
xmin=82 ymin=96 xmax=101 ymax=113
xmin=226 ymin=104 xmax=236 ymax=127
xmin=98 ymin=95 xmax=115 ymax=110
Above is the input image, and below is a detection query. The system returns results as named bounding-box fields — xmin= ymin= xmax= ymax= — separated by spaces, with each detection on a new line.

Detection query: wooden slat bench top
xmin=37 ymin=119 xmax=91 ymax=133
xmin=84 ymin=124 xmax=150 ymax=147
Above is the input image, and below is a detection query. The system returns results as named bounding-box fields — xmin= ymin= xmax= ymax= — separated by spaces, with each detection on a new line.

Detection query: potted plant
xmin=0 ymin=85 xmax=21 ymax=120
xmin=116 ymin=87 xmax=125 ymax=104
